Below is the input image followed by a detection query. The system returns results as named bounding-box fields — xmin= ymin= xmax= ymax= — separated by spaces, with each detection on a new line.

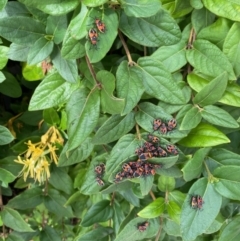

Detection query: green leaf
xmin=67 ymin=87 xmax=100 ymax=151
xmin=138 ymin=197 xmax=165 ymax=218
xmin=1 ymin=207 xmax=34 ymax=232
xmin=58 ymin=137 xmax=94 ymax=166
xmin=179 ymin=123 xmax=230 ymax=147
xmin=201 ymin=105 xmax=239 ymax=128
xmin=0 ymin=125 xmax=14 ymax=145
xmin=81 ymin=0 xmax=108 ymax=7
xmin=180 ymin=178 xmax=222 ymax=241
xmin=40 ymin=226 xmax=61 ymax=241
xmin=98 ymin=70 xmax=124 ymax=115
xmin=22 ymin=63 xmax=44 ymax=81
xmin=86 ymin=8 xmax=118 ymax=63
xmin=51 ymin=46 xmax=78 ymax=83
xmin=218 ymin=216 xmax=240 ymax=241
xmin=0 ymin=71 xmax=5 ymax=83
xmin=114 ymin=217 xmax=159 ymax=241
xmin=151 ymin=41 xmax=187 ymax=73
xmin=48 ymin=166 xmax=73 ymax=194
xmin=116 ymin=61 xmax=145 ymax=115
xmin=43 ymin=108 xmax=60 ymax=125
xmin=0 ymin=16 xmax=45 ymax=45
xmin=193 ymin=72 xmax=228 ymax=107
xmin=93 ymin=112 xmax=135 ymax=145
xmin=46 ymin=15 xmax=67 ymax=44
xmin=75 ymin=227 xmax=113 ymax=241
xmin=180 ymin=106 xmax=202 ymax=130
xmin=213 ymin=166 xmax=240 ymax=201
xmin=81 ymin=200 xmax=113 ymax=227
xmin=223 ymin=22 xmax=240 ymax=77
xmin=43 ymin=189 xmax=73 ymax=217
xmin=186 ymin=39 xmax=236 ymax=80
xmin=138 ymin=57 xmax=186 ymax=104
xmin=113 ymin=201 xmax=125 ymax=234
xmin=18 ymin=0 xmax=79 ymax=15
xmin=29 ymin=72 xmax=79 ymax=110
xmin=182 ymin=147 xmax=211 ymax=182
xmin=7 ymin=187 xmax=43 ymax=209
xmin=68 ymin=4 xmax=88 ymax=40
xmin=121 ymin=0 xmax=161 ymax=17
xmin=0 ymin=0 xmax=7 ymax=10
xmin=167 ymin=201 xmax=181 ymax=223
xmin=140 ymin=175 xmax=154 ymax=196
xmin=172 ymin=0 xmax=193 ymax=18
xmin=0 ymin=168 xmax=15 ymax=187
xmin=119 ymin=9 xmax=181 ymax=47
xmin=191 ymin=8 xmax=215 ymax=34
xmin=164 ymin=219 xmax=181 ymax=237
xmin=27 ymin=37 xmax=54 ymax=65
xmin=0 ymin=46 xmax=9 ymax=69
xmin=198 ymin=18 xmax=232 ymax=49
xmin=158 ymin=176 xmax=175 ymax=192
xmin=0 ymin=71 xmax=22 ymax=98
xmin=202 ymin=0 xmax=240 ymax=21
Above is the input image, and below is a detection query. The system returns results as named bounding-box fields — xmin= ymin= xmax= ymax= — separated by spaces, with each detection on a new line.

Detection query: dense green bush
xmin=1 ymin=0 xmax=240 ymax=240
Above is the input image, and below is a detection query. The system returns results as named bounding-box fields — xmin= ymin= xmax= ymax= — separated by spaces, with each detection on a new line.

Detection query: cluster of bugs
xmin=94 ymin=163 xmax=105 ymax=186
xmin=114 ymin=159 xmax=161 ymax=183
xmin=135 ymin=134 xmax=178 ymax=161
xmin=153 ymin=118 xmax=177 ymax=134
xmin=137 ymin=221 xmax=149 ymax=232
xmin=88 ymin=18 xmax=106 ymax=48
xmin=190 ymin=195 xmax=204 ymax=210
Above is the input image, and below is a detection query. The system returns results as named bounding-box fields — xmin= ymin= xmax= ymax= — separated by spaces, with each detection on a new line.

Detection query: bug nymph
xmin=167 ymin=119 xmax=177 ymax=131
xmin=159 ymin=123 xmax=168 ymax=134
xmin=96 ymin=177 xmax=104 ymax=186
xmin=190 ymin=196 xmax=198 ymax=209
xmin=153 ymin=119 xmax=162 ymax=131
xmin=95 ymin=18 xmax=106 ymax=33
xmin=137 ymin=221 xmax=149 ymax=232
xmin=88 ymin=29 xmax=99 ymax=48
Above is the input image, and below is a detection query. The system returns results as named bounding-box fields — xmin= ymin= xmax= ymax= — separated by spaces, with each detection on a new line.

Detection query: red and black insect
xmin=96 ymin=177 xmax=104 ymax=186
xmin=114 ymin=172 xmax=123 ymax=183
xmin=167 ymin=119 xmax=177 ymax=131
xmin=148 ymin=134 xmax=159 ymax=143
xmin=159 ymin=123 xmax=168 ymax=134
xmin=196 ymin=195 xmax=204 ymax=209
xmin=88 ymin=28 xmax=98 ymax=46
xmin=153 ymin=119 xmax=162 ymax=131
xmin=157 ymin=146 xmax=167 ymax=157
xmin=139 ymin=152 xmax=152 ymax=161
xmin=95 ymin=18 xmax=106 ymax=33
xmin=137 ymin=221 xmax=149 ymax=232
xmin=94 ymin=163 xmax=105 ymax=175
xmin=190 ymin=195 xmax=204 ymax=210
xmin=166 ymin=144 xmax=178 ymax=155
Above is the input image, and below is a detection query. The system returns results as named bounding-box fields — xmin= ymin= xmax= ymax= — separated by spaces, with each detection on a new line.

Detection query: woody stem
xmin=118 ymin=30 xmax=133 ymax=64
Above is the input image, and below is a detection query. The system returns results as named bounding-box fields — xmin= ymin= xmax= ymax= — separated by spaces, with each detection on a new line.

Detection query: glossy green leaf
xmin=121 ymin=0 xmax=161 ymax=17
xmin=67 ymin=87 xmax=100 ymax=151
xmin=51 ymin=46 xmax=78 ymax=83
xmin=86 ymin=8 xmax=118 ymax=63
xmin=172 ymin=0 xmax=193 ymax=18
xmin=193 ymin=72 xmax=228 ymax=107
xmin=58 ymin=137 xmax=94 ymax=166
xmin=43 ymin=189 xmax=73 ymax=217
xmin=151 ymin=41 xmax=187 ymax=73
xmin=223 ymin=22 xmax=240 ymax=77
xmin=180 ymin=178 xmax=222 ymax=241
xmin=138 ymin=57 xmax=186 ymax=104
xmin=68 ymin=4 xmax=88 ymax=40
xmin=0 ymin=45 xmax=9 ymax=69
xmin=27 ymin=37 xmax=54 ymax=65
xmin=0 ymin=71 xmax=22 ymax=98
xmin=5 ymin=233 xmax=25 ymax=241
xmin=0 ymin=168 xmax=15 ymax=187
xmin=0 ymin=71 xmax=5 ymax=83
xmin=0 ymin=16 xmax=45 ymax=45
xmin=0 ymin=0 xmax=7 ymax=10
xmin=98 ymin=70 xmax=124 ymax=115
xmin=7 ymin=43 xmax=28 ymax=61
xmin=202 ymin=0 xmax=240 ymax=21
xmin=7 ymin=187 xmax=43 ymax=209
xmin=29 ymin=72 xmax=79 ymax=110
xmin=191 ymin=8 xmax=215 ymax=34
xmin=182 ymin=147 xmax=211 ymax=182
xmin=158 ymin=176 xmax=175 ymax=192
xmin=46 ymin=15 xmax=67 ymax=44
xmin=115 ymin=217 xmax=159 ymax=241
xmin=164 ymin=219 xmax=181 ymax=237
xmin=93 ymin=112 xmax=135 ymax=145
xmin=113 ymin=201 xmax=125 ymax=234
xmin=119 ymin=9 xmax=181 ymax=47
xmin=201 ymin=105 xmax=239 ymax=128
xmin=48 ymin=166 xmax=73 ymax=194
xmin=213 ymin=166 xmax=240 ymax=201
xmin=138 ymin=197 xmax=165 ymax=218
xmin=190 ymin=0 xmax=203 ymax=9
xmin=81 ymin=0 xmax=108 ymax=7
xmin=179 ymin=123 xmax=230 ymax=147
xmin=0 ymin=125 xmax=14 ymax=145
xmin=119 ymin=188 xmax=140 ymax=207
xmin=186 ymin=39 xmax=236 ymax=80
xmin=140 ymin=175 xmax=154 ymax=196
xmin=218 ymin=216 xmax=240 ymax=241
xmin=22 ymin=63 xmax=44 ymax=81
xmin=1 ymin=207 xmax=34 ymax=232
xmin=76 ymin=227 xmax=113 ymax=241
xmin=40 ymin=226 xmax=61 ymax=241
xmin=180 ymin=106 xmax=202 ymax=130
xmin=0 ymin=1 xmax=29 ymax=17
xmin=18 ymin=0 xmax=79 ymax=15
xmin=43 ymin=108 xmax=60 ymax=125
xmin=116 ymin=61 xmax=145 ymax=115
xmin=0 ymin=156 xmax=22 ymax=177
xmin=167 ymin=201 xmax=181 ymax=223
xmin=81 ymin=200 xmax=113 ymax=227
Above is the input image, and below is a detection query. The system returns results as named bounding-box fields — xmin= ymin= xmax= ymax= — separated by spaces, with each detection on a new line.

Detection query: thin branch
xmin=85 ymin=55 xmax=99 ymax=86
xmin=149 ymin=190 xmax=156 ymax=200
xmin=155 ymin=217 xmax=163 ymax=241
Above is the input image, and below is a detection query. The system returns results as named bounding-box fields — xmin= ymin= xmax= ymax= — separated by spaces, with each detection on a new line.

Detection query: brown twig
xmin=155 ymin=217 xmax=163 ymax=241
xmin=85 ymin=55 xmax=99 ymax=87
xmin=149 ymin=190 xmax=156 ymax=200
